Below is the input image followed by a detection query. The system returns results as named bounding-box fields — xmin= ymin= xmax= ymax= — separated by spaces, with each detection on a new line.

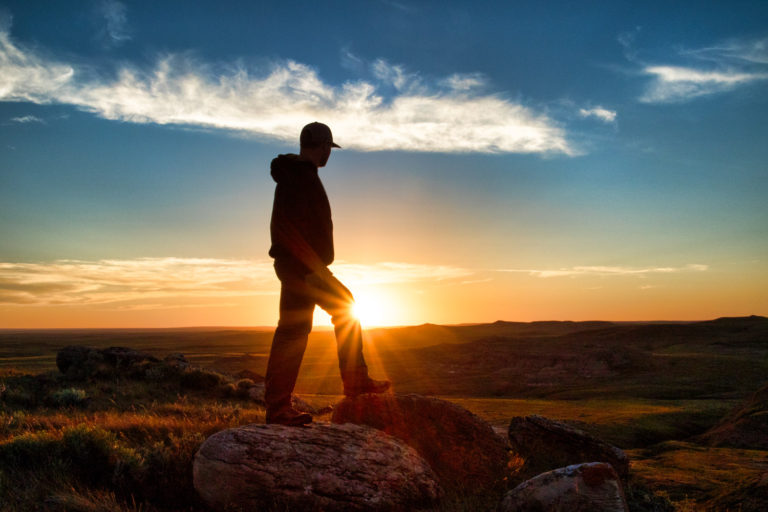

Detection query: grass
xmin=0 ymin=373 xmax=755 ymax=511
xmin=628 ymin=442 xmax=768 ymax=507
xmin=446 ymin=397 xmax=737 ymax=447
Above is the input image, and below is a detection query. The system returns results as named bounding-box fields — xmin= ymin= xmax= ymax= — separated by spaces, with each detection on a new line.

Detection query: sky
xmin=1 ymin=0 xmax=767 ymax=328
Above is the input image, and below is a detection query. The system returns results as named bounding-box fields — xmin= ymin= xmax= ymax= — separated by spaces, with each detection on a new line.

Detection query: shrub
xmin=129 ymin=432 xmax=204 ymax=507
xmin=50 ymin=387 xmax=88 ymax=407
xmin=2 ymin=387 xmax=37 ymax=408
xmin=61 ymin=425 xmax=142 ymax=487
xmin=179 ymin=369 xmax=225 ymax=390
xmin=236 ymin=378 xmax=255 ymax=390
xmin=220 ymin=382 xmax=238 ymax=397
xmin=0 ymin=431 xmax=59 ymax=469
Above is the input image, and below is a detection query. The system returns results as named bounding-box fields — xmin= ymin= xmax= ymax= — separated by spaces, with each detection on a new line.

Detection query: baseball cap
xmin=300 ymin=122 xmax=341 ymax=149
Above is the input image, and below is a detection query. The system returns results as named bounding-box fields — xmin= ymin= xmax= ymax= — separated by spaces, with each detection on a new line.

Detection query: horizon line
xmin=1 ymin=315 xmax=764 ymax=331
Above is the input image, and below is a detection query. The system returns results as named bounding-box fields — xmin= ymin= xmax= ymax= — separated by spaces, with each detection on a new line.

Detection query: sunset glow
xmin=0 ymin=2 xmax=766 ymax=328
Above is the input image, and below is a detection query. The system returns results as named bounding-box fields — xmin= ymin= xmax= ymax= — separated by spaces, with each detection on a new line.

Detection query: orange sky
xmin=1 ymin=257 xmax=765 ymax=328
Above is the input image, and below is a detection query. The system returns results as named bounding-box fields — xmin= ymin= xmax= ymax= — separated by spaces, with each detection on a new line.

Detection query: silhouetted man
xmin=265 ymin=122 xmax=390 ymax=426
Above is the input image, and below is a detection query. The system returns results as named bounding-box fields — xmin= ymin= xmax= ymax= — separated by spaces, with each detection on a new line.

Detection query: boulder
xmin=499 ymin=462 xmax=628 ymax=512
xmin=332 ymin=393 xmax=509 ymax=492
xmin=508 ymin=415 xmax=629 ymax=480
xmin=56 ymin=346 xmax=159 ymax=379
xmin=100 ymin=346 xmax=159 ymax=368
xmin=193 ymin=422 xmax=442 ymax=511
xmin=234 ymin=368 xmax=265 ymax=382
xmin=163 ymin=353 xmax=190 ymax=370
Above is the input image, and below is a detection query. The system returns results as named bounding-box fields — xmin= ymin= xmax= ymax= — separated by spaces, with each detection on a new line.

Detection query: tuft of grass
xmin=45 ymin=488 xmax=156 ymax=512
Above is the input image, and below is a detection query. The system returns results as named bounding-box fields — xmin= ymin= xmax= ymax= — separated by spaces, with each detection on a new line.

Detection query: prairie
xmin=1 ymin=316 xmax=766 ymax=511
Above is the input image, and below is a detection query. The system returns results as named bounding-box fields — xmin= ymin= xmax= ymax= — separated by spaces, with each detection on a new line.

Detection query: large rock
xmin=332 ymin=393 xmax=509 ymax=492
xmin=499 ymin=462 xmax=629 ymax=512
xmin=508 ymin=415 xmax=629 ymax=480
xmin=57 ymin=345 xmax=159 ymax=379
xmin=193 ymin=422 xmax=442 ymax=511
xmin=699 ymin=382 xmax=768 ymax=449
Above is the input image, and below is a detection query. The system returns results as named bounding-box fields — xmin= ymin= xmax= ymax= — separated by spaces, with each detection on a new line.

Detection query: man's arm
xmin=271 ymin=182 xmax=327 ymax=275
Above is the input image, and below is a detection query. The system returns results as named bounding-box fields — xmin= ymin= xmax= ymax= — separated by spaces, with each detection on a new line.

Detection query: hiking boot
xmin=343 ymin=377 xmax=391 ymax=397
xmin=266 ymin=406 xmax=312 ymax=426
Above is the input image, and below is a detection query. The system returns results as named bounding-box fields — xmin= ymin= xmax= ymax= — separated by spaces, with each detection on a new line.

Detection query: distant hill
xmin=379 ymin=316 xmax=768 ymax=399
xmin=2 ymin=316 xmax=766 ymax=401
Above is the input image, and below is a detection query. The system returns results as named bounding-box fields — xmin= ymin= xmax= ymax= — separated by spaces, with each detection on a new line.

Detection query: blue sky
xmin=1 ymin=0 xmax=766 ymax=327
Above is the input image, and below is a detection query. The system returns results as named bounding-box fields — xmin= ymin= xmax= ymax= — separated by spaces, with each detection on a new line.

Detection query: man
xmin=265 ymin=122 xmax=391 ymax=426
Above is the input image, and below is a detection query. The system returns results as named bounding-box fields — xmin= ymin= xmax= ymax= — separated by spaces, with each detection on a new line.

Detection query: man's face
xmin=317 ymin=143 xmax=332 ymax=167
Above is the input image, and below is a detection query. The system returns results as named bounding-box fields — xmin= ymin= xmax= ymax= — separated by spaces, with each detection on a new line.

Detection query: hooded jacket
xmin=268 ymin=154 xmax=334 ymax=275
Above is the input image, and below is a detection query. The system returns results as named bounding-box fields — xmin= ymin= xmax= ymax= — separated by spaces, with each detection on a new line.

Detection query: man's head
xmin=299 ymin=122 xmax=340 ymax=168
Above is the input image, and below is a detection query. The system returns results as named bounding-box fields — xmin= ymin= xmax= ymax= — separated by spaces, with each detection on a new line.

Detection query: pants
xmin=264 ymin=264 xmax=368 ymax=412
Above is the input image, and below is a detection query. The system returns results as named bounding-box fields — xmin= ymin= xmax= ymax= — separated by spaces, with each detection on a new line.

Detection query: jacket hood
xmin=271 ymin=153 xmax=316 ymax=183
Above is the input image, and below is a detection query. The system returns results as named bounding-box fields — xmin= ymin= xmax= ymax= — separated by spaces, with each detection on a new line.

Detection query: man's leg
xmin=307 ymin=272 xmax=390 ymax=396
xmin=264 ymin=275 xmax=314 ymax=425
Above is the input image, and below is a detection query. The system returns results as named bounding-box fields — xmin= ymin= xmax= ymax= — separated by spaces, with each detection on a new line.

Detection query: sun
xmin=351 ymin=288 xmax=397 ymax=327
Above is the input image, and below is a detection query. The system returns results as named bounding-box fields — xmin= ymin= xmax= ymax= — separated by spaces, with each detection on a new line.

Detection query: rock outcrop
xmin=57 ymin=346 xmax=160 ymax=379
xmin=332 ymin=393 xmax=509 ymax=492
xmin=699 ymin=382 xmax=768 ymax=449
xmin=193 ymin=422 xmax=442 ymax=511
xmin=499 ymin=462 xmax=628 ymax=512
xmin=508 ymin=415 xmax=629 ymax=481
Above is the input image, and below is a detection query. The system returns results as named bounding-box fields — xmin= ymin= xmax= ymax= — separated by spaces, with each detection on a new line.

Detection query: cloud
xmin=617 ymin=27 xmax=642 ymax=61
xmin=440 ymin=73 xmax=486 ymax=92
xmin=332 ymin=261 xmax=474 ymax=286
xmin=578 ymin=106 xmax=617 ymax=123
xmin=638 ymin=37 xmax=768 ymax=103
xmin=10 ymin=114 xmax=44 ymax=123
xmin=340 ymin=48 xmax=365 ymax=73
xmin=683 ymin=38 xmax=768 ymax=65
xmin=0 ymin=258 xmax=276 ymax=307
xmin=0 ymin=30 xmax=574 ymax=155
xmin=97 ymin=0 xmax=131 ymax=47
xmin=641 ymin=65 xmax=768 ymax=103
xmin=0 ymin=258 xmax=475 ymax=308
xmin=498 ymin=264 xmax=708 ymax=278
xmin=371 ymin=59 xmax=415 ymax=91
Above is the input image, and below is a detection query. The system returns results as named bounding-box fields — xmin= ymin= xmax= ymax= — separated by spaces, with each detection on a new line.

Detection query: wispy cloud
xmin=578 ymin=106 xmax=617 ymax=123
xmin=0 ymin=258 xmax=475 ymax=308
xmin=333 ymin=261 xmax=474 ymax=286
xmin=0 ymin=30 xmax=574 ymax=155
xmin=638 ymin=37 xmax=768 ymax=103
xmin=682 ymin=38 xmax=768 ymax=65
xmin=617 ymin=27 xmax=642 ymax=61
xmin=440 ymin=73 xmax=486 ymax=92
xmin=9 ymin=114 xmax=44 ymax=123
xmin=641 ymin=65 xmax=768 ymax=103
xmin=0 ymin=258 xmax=277 ymax=307
xmin=371 ymin=59 xmax=414 ymax=91
xmin=497 ymin=264 xmax=709 ymax=278
xmin=97 ymin=0 xmax=131 ymax=47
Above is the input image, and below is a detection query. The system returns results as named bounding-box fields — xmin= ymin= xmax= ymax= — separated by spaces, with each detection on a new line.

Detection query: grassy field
xmin=1 ymin=319 xmax=766 ymax=510
xmin=0 ymin=376 xmax=760 ymax=511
